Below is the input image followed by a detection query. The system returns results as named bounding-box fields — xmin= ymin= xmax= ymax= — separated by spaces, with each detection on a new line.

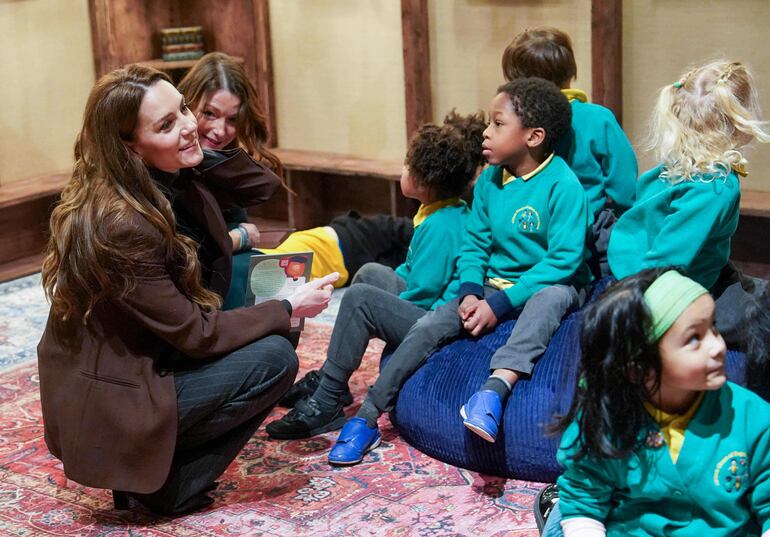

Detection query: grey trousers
xmin=588 ymin=207 xmax=617 ymax=279
xmin=365 ymin=283 xmax=584 ymax=414
xmin=134 ymin=335 xmax=298 ymax=514
xmin=320 ymin=279 xmax=427 ymax=405
xmin=350 ymin=262 xmax=407 ymax=294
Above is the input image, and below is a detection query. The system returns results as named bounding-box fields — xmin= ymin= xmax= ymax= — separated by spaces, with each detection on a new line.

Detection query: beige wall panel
xmin=270 ymin=0 xmax=407 ymax=160
xmin=0 ymin=0 xmax=94 ymax=185
xmin=624 ymin=0 xmax=770 ymax=191
xmin=429 ymin=0 xmax=591 ymax=120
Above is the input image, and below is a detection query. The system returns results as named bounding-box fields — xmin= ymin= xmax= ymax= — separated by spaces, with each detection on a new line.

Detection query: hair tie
xmin=673 ymin=81 xmax=683 ymax=89
xmin=643 ymin=271 xmax=708 ymax=342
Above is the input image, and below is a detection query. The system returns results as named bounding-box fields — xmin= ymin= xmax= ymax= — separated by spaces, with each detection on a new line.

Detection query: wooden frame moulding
xmin=401 ymin=0 xmax=433 ymax=139
xmin=591 ymin=0 xmax=623 ymax=123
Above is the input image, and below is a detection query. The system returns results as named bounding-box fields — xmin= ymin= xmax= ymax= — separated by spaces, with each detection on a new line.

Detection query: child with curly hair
xmin=307 ymin=78 xmax=591 ymax=463
xmin=265 ymin=110 xmax=486 ymax=445
xmin=502 ymin=27 xmax=638 ymax=277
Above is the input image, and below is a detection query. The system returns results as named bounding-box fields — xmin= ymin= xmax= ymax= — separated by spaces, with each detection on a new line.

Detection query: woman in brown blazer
xmin=37 ymin=65 xmax=337 ymax=516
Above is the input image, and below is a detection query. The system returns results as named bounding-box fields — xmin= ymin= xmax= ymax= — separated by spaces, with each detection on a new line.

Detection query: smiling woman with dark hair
xmin=37 ymin=64 xmax=337 ymax=516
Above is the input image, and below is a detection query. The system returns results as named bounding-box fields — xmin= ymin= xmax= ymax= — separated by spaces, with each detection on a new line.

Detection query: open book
xmin=245 ymin=251 xmax=314 ymax=332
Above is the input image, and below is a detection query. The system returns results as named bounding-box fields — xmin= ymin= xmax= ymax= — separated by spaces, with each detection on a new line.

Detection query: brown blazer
xmin=37 ymin=150 xmax=292 ymax=493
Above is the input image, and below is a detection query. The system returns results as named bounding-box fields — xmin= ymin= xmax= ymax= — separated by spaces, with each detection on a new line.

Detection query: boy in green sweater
xmin=502 ymin=26 xmax=637 ymax=277
xmin=265 ymin=111 xmax=485 ymax=443
xmin=319 ymin=78 xmax=591 ymax=464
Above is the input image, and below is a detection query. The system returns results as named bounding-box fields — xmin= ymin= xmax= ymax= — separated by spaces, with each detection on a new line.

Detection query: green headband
xmin=643 ymin=271 xmax=709 ymax=342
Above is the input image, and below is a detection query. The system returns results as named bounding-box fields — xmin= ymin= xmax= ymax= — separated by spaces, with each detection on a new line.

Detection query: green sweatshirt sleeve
xmin=601 ymin=113 xmax=638 ymax=214
xmin=640 ymin=180 xmax=739 ymax=278
xmin=457 ymin=169 xmax=494 ymax=291
xmin=398 ymin=216 xmax=458 ymax=310
xmin=750 ymin=418 xmax=770 ymax=533
xmin=502 ymin=179 xmax=590 ymax=309
xmin=556 ymin=421 xmax=615 ymax=523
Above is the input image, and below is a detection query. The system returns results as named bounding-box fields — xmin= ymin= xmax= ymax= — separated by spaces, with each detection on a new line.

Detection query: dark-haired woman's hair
xmin=177 ymin=52 xmax=283 ymax=179
xmin=742 ymin=283 xmax=770 ymax=400
xmin=497 ymin=78 xmax=571 ymax=152
xmin=42 ymin=64 xmax=222 ymax=334
xmin=405 ymin=109 xmax=486 ymax=199
xmin=553 ymin=267 xmax=676 ymax=460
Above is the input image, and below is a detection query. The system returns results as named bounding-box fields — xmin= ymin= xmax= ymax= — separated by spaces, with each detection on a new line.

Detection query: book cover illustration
xmin=246 ymin=251 xmax=314 ymax=332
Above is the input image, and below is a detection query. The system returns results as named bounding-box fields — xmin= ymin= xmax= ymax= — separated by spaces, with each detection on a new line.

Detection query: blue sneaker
xmin=328 ymin=417 xmax=382 ymax=466
xmin=460 ymin=390 xmax=502 ymax=442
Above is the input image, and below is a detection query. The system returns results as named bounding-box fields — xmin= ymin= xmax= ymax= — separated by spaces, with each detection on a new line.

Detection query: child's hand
xmin=462 ymin=299 xmax=498 ymax=336
xmin=458 ymin=295 xmax=480 ymax=321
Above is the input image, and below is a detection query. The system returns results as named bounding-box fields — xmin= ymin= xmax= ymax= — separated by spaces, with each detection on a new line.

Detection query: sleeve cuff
xmin=561 ymin=516 xmax=607 ymax=537
xmin=280 ymin=299 xmax=293 ymax=316
xmin=459 ymin=282 xmax=484 ymax=300
xmin=486 ymin=290 xmax=514 ymax=319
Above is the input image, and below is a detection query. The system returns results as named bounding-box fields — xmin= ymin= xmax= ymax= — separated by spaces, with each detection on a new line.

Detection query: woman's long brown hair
xmin=178 ymin=52 xmax=284 ymax=179
xmin=42 ymin=65 xmax=221 ymax=332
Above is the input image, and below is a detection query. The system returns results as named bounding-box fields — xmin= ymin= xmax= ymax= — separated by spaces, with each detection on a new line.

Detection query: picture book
xmin=245 ymin=251 xmax=314 ymax=332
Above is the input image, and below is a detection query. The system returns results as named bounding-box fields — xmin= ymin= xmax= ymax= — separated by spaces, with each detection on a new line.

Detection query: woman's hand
xmin=287 ymin=272 xmax=340 ymax=318
xmin=230 ymin=223 xmax=261 ymax=252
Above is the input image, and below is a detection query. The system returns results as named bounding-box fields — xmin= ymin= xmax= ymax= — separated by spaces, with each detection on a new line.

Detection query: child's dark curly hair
xmin=553 ymin=267 xmax=673 ymax=461
xmin=405 ymin=110 xmax=486 ymax=199
xmin=497 ymin=77 xmax=571 ymax=152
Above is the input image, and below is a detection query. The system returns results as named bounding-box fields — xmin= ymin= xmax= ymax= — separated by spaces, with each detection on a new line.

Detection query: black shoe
xmin=278 ymin=370 xmax=354 ymax=408
xmin=112 ymin=490 xmax=214 ymax=516
xmin=266 ymin=397 xmax=347 ymax=439
xmin=534 ymin=483 xmax=559 ymax=532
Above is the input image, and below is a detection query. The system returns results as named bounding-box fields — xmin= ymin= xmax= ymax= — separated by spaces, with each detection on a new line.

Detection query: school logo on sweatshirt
xmin=713 ymin=451 xmax=749 ymax=493
xmin=512 ymin=206 xmax=541 ymax=233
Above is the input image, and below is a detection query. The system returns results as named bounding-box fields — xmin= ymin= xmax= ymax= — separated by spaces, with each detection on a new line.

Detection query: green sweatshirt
xmin=457 ymin=155 xmax=592 ymax=318
xmin=555 ymin=89 xmax=638 ymax=217
xmin=557 ymin=382 xmax=770 ymax=536
xmin=395 ymin=198 xmax=468 ymax=310
xmin=608 ymin=164 xmax=741 ymax=290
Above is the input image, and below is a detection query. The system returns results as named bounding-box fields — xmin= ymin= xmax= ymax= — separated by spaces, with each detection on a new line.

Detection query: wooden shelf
xmin=136 ymin=55 xmax=244 ymax=71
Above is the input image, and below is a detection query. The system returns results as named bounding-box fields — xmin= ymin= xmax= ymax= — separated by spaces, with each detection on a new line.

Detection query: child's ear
xmin=526 ymin=127 xmax=546 ymax=149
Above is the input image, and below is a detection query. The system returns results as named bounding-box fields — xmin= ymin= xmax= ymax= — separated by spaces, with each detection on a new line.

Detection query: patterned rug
xmin=0 ymin=275 xmax=542 ymax=536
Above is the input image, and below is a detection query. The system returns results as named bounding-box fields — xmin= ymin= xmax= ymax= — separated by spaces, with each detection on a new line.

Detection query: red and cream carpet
xmin=0 ymin=276 xmax=542 ymax=536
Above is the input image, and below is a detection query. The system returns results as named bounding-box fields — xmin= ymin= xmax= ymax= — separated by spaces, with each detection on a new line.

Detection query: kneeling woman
xmin=37 ymin=65 xmax=337 ymax=516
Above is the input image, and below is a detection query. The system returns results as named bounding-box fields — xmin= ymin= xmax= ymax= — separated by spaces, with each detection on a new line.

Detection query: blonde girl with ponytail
xmin=608 ymin=60 xmax=769 ymax=345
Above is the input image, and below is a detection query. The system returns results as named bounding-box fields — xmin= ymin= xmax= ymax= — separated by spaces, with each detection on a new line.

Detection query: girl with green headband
xmin=538 ymin=268 xmax=770 ymax=537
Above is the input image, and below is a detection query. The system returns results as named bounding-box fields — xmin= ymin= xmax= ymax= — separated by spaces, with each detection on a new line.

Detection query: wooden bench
xmin=257 ymin=148 xmax=408 ymax=230
xmin=0 ymin=172 xmax=70 ymax=282
xmin=0 ymin=150 xmax=408 ymax=282
xmin=2 ymin=156 xmax=768 ymax=283
xmin=732 ymin=189 xmax=770 ymax=279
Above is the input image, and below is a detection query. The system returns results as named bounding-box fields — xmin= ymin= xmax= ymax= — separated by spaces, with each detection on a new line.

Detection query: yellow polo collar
xmin=561 ymin=88 xmax=588 ymax=103
xmin=644 ymin=391 xmax=704 ymax=464
xmin=501 ymin=153 xmax=554 ymax=185
xmin=413 ymin=197 xmax=464 ymax=227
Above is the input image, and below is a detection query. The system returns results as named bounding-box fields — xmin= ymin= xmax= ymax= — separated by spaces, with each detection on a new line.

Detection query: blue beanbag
xmin=383 ymin=280 xmax=746 ymax=482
